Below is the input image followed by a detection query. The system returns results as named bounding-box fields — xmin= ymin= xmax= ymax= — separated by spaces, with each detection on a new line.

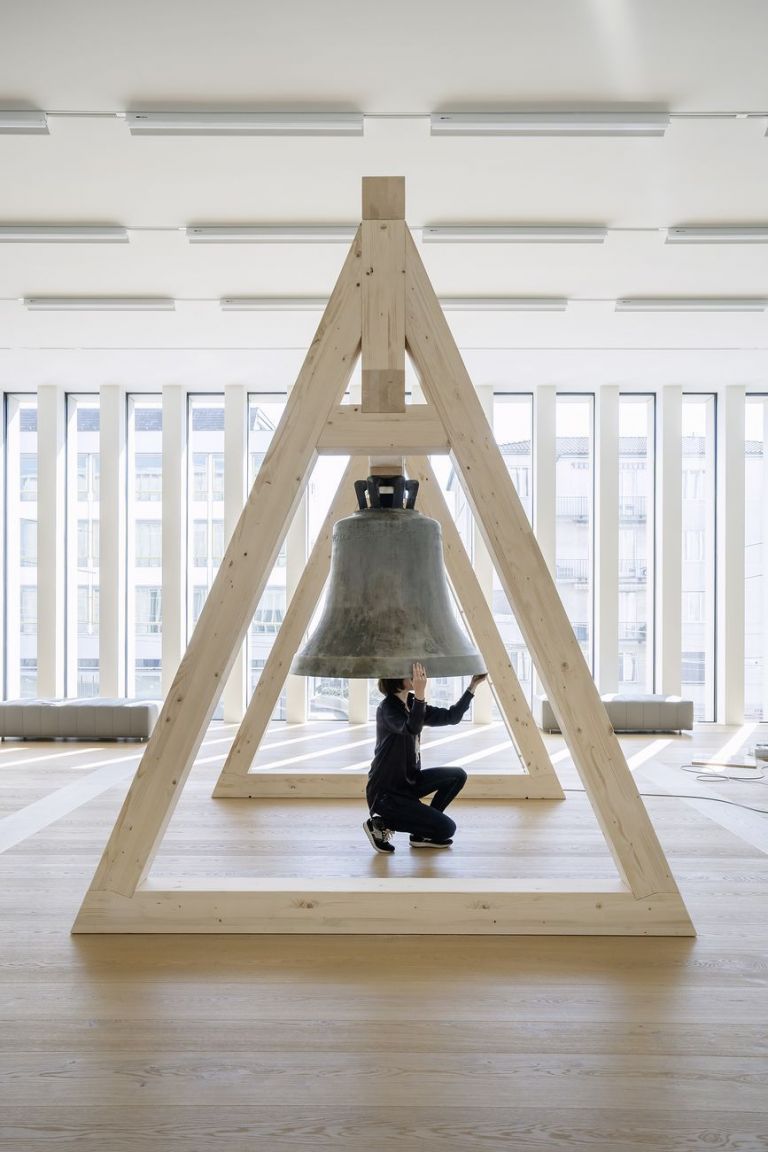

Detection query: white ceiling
xmin=2 ymin=0 xmax=768 ymax=390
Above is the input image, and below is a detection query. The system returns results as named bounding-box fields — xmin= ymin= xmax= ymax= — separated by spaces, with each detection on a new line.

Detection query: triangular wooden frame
xmin=73 ymin=179 xmax=694 ymax=936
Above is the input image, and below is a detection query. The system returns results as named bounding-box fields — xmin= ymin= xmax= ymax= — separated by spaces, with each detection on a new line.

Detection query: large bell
xmin=291 ymin=475 xmax=486 ymax=679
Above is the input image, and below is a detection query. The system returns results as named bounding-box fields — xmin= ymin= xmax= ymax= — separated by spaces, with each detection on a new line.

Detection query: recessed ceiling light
xmin=0 ymin=226 xmax=128 ymax=243
xmin=188 ymin=225 xmax=357 ymax=243
xmin=422 ymin=226 xmax=606 ymax=244
xmin=23 ymin=297 xmax=175 ymax=311
xmin=220 ymin=297 xmax=327 ymax=310
xmin=431 ymin=112 xmax=669 ymax=137
xmin=616 ymin=297 xmax=768 ymax=312
xmin=439 ymin=297 xmax=568 ymax=311
xmin=666 ymin=226 xmax=768 ymax=244
xmin=125 ymin=111 xmax=363 ymax=136
xmin=0 ymin=110 xmax=49 ymax=134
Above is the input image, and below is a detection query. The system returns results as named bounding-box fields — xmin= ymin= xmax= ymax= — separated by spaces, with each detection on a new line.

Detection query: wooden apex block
xmin=362 ymin=176 xmax=405 ymax=220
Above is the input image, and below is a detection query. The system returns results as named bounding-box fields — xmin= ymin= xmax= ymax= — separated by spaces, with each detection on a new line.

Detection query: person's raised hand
xmin=469 ymin=673 xmax=488 ymax=694
xmin=412 ymin=662 xmax=427 ymax=700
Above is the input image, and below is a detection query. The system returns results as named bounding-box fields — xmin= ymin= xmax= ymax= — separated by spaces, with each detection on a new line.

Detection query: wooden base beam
xmin=73 ymin=880 xmax=695 ymax=936
xmin=212 ymin=770 xmax=559 ymax=800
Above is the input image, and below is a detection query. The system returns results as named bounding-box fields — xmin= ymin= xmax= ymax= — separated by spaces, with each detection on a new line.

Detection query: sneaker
xmin=364 ymin=816 xmax=395 ymax=854
xmin=409 ymin=835 xmax=453 ymax=848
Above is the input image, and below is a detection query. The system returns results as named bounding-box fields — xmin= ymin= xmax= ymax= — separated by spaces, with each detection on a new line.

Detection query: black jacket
xmin=366 ymin=689 xmax=473 ymax=810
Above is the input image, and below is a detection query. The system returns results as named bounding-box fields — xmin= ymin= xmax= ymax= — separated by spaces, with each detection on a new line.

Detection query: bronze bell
xmin=291 ymin=475 xmax=486 ymax=679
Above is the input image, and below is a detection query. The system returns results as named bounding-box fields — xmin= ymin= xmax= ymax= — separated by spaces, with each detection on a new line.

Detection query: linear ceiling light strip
xmin=124 ymin=112 xmax=363 ymax=136
xmin=430 ymin=112 xmax=670 ymax=137
xmin=23 ymin=297 xmax=175 ymax=311
xmin=0 ymin=226 xmax=128 ymax=243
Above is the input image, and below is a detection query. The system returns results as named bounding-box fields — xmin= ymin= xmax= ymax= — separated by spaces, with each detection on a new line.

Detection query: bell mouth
xmin=291 ymin=654 xmax=487 ymax=679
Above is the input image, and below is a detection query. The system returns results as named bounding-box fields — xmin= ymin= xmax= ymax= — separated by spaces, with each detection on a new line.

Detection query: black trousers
xmin=372 ymin=767 xmax=467 ymax=840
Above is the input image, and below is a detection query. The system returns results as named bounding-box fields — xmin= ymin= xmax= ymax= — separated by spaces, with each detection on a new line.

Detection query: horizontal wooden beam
xmin=317 ymin=406 xmax=449 ymax=455
xmin=73 ymin=882 xmax=695 ymax=935
xmin=213 ymin=771 xmax=563 ymax=800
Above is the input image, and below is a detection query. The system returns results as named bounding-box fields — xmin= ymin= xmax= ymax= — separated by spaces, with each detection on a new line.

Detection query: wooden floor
xmin=2 ymin=720 xmax=768 ymax=1151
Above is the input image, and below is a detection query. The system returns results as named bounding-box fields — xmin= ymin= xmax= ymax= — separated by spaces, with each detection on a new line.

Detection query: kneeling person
xmin=364 ymin=661 xmax=487 ymax=853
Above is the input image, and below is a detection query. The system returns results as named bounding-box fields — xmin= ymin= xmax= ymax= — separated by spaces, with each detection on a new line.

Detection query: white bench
xmin=0 ymin=698 xmax=162 ymax=741
xmin=533 ymin=693 xmax=694 ymax=734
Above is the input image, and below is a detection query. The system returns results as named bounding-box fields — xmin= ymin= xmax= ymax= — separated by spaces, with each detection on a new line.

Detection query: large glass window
xmin=127 ymin=398 xmax=163 ymax=698
xmin=187 ymin=397 xmax=225 ymax=637
xmin=555 ymin=396 xmax=594 ymax=671
xmin=682 ymin=395 xmax=716 ymax=720
xmin=618 ymin=396 xmax=654 ymax=691
xmin=745 ymin=397 xmax=766 ymax=719
xmin=5 ymin=396 xmax=38 ymax=696
xmin=67 ymin=396 xmax=100 ymax=696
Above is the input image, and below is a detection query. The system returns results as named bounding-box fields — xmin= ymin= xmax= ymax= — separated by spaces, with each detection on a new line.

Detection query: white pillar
xmin=595 ymin=385 xmax=619 ymax=693
xmin=762 ymin=400 xmax=768 ymax=720
xmin=346 ymin=376 xmax=369 ymax=723
xmin=161 ymin=384 xmax=187 ymax=698
xmin=222 ymin=386 xmax=248 ymax=722
xmin=656 ymin=385 xmax=682 ymax=695
xmin=99 ymin=385 xmax=126 ymax=697
xmin=533 ymin=385 xmax=557 ymax=697
xmin=470 ymin=386 xmax=495 ymax=723
xmin=36 ymin=386 xmax=67 ymax=697
xmin=285 ymin=494 xmax=310 ymax=723
xmin=716 ymin=386 xmax=745 ymax=723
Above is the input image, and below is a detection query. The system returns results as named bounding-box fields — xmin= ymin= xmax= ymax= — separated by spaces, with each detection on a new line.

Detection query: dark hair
xmin=378 ymin=677 xmax=406 ymax=696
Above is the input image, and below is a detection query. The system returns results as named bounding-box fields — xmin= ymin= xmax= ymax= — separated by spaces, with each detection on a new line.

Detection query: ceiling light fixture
xmin=23 ymin=297 xmax=175 ymax=311
xmin=188 ymin=225 xmax=357 ymax=243
xmin=0 ymin=110 xmax=49 ymax=134
xmin=439 ymin=297 xmax=568 ymax=311
xmin=220 ymin=297 xmax=328 ymax=310
xmin=430 ymin=111 xmax=669 ymax=137
xmin=666 ymin=226 xmax=768 ymax=244
xmin=422 ymin=225 xmax=606 ymax=244
xmin=0 ymin=226 xmax=128 ymax=243
xmin=125 ymin=111 xmax=363 ymax=136
xmin=616 ymin=297 xmax=768 ymax=312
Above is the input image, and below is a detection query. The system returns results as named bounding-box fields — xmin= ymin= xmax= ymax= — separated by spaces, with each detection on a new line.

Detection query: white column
xmin=470 ymin=385 xmax=495 ymax=723
xmin=656 ymin=385 xmax=682 ymax=695
xmin=161 ymin=384 xmax=187 ymax=698
xmin=346 ymin=376 xmax=369 ymax=723
xmin=98 ymin=385 xmax=126 ymax=697
xmin=594 ymin=385 xmax=619 ymax=693
xmin=533 ymin=385 xmax=557 ymax=698
xmin=762 ymin=400 xmax=768 ymax=720
xmin=222 ymin=386 xmax=248 ymax=722
xmin=716 ymin=386 xmax=745 ymax=723
xmin=285 ymin=494 xmax=310 ymax=722
xmin=36 ymin=384 xmax=67 ymax=697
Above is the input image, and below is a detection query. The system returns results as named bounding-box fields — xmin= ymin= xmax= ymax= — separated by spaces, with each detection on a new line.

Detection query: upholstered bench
xmin=533 ymin=693 xmax=694 ymax=734
xmin=0 ymin=698 xmax=162 ymax=741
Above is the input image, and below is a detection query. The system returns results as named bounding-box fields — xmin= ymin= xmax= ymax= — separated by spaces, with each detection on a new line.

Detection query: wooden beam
xmin=73 ymin=881 xmax=695 ymax=936
xmin=404 ymin=228 xmax=689 ymax=911
xmin=82 ymin=231 xmax=363 ymax=901
xmin=317 ymin=406 xmax=449 ymax=454
xmin=213 ymin=458 xmax=365 ymax=797
xmin=212 ymin=770 xmax=563 ymax=801
xmin=361 ymin=201 xmax=405 ymax=414
xmin=407 ymin=455 xmax=563 ymax=799
xmin=362 ymin=176 xmax=405 ymax=221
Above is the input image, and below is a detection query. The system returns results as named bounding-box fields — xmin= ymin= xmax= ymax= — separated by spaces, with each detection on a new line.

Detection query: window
xmin=618 ymin=395 xmax=654 ymax=692
xmin=682 ymin=396 xmax=716 ymax=720
xmin=745 ymin=397 xmax=766 ymax=719
xmin=136 ymin=521 xmax=162 ymax=567
xmin=555 ymin=396 xmax=594 ymax=672
xmin=127 ymin=397 xmax=163 ymax=698
xmin=67 ymin=395 xmax=100 ymax=696
xmin=5 ymin=396 xmax=38 ymax=696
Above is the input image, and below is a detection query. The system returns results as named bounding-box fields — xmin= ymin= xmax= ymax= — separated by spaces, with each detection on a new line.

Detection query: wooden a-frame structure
xmin=73 ymin=178 xmax=694 ymax=935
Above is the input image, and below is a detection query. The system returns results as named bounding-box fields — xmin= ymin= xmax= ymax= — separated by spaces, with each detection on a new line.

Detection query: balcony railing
xmin=619 ymin=622 xmax=647 ymax=642
xmin=619 ymin=559 xmax=647 ymax=582
xmin=619 ymin=498 xmax=647 ymax=521
xmin=556 ymin=559 xmax=589 ymax=583
xmin=556 ymin=496 xmax=589 ymax=521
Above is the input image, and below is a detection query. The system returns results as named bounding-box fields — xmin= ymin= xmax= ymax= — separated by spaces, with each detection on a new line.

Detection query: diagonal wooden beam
xmin=404 ymin=229 xmax=687 ymax=906
xmin=407 ymin=455 xmax=563 ymax=798
xmin=85 ymin=232 xmax=363 ymax=899
xmin=213 ymin=457 xmax=365 ymax=797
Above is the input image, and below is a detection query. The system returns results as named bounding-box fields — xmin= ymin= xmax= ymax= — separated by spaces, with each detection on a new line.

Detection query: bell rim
xmin=290 ymin=655 xmax=487 ymax=679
